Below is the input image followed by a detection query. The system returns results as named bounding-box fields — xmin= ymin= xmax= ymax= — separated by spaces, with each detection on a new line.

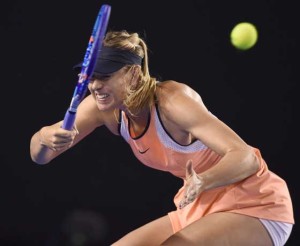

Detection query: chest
xmin=159 ymin=111 xmax=195 ymax=146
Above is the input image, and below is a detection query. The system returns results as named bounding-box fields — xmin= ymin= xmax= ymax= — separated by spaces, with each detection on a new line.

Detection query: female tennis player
xmin=30 ymin=30 xmax=294 ymax=246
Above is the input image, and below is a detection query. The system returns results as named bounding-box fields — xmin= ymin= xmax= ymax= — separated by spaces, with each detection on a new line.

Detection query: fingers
xmin=50 ymin=143 xmax=70 ymax=152
xmin=180 ymin=160 xmax=204 ymax=209
xmin=185 ymin=160 xmax=193 ymax=180
xmin=179 ymin=200 xmax=187 ymax=209
xmin=51 ymin=131 xmax=78 ymax=151
xmin=72 ymin=124 xmax=79 ymax=135
xmin=179 ymin=193 xmax=195 ymax=209
xmin=181 ymin=160 xmax=194 ymax=208
xmin=41 ymin=124 xmax=79 ymax=151
xmin=179 ymin=186 xmax=197 ymax=209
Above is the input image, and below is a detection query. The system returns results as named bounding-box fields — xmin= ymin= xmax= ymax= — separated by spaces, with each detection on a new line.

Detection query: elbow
xmin=30 ymin=143 xmax=52 ymax=165
xmin=30 ymin=152 xmax=52 ymax=165
xmin=246 ymin=147 xmax=260 ymax=175
xmin=31 ymin=156 xmax=50 ymax=165
xmin=34 ymin=159 xmax=50 ymax=165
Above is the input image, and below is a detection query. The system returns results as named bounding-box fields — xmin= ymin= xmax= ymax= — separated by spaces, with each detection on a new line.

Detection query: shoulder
xmin=156 ymin=80 xmax=203 ymax=109
xmin=78 ymin=94 xmax=100 ymax=117
xmin=155 ymin=80 xmax=207 ymax=122
xmin=77 ymin=94 xmax=112 ymax=127
xmin=157 ymin=80 xmax=193 ymax=92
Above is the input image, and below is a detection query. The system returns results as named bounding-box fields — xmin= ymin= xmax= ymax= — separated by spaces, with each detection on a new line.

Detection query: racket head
xmin=62 ymin=4 xmax=111 ymax=130
xmin=76 ymin=4 xmax=111 ymax=102
xmin=81 ymin=5 xmax=111 ymax=79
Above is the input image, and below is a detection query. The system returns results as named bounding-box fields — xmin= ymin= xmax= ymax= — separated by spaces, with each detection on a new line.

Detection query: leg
xmin=161 ymin=212 xmax=273 ymax=246
xmin=112 ymin=215 xmax=173 ymax=246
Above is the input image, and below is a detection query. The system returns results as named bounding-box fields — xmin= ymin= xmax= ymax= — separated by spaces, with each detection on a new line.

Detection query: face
xmin=87 ymin=67 xmax=130 ymax=111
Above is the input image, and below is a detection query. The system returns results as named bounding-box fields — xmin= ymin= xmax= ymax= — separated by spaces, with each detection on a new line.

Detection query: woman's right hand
xmin=39 ymin=123 xmax=79 ymax=152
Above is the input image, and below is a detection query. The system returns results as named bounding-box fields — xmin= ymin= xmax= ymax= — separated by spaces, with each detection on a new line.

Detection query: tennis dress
xmin=118 ymin=104 xmax=294 ymax=233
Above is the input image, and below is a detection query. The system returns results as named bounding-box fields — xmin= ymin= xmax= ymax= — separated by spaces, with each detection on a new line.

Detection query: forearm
xmin=30 ymin=129 xmax=55 ymax=164
xmin=200 ymin=147 xmax=260 ymax=190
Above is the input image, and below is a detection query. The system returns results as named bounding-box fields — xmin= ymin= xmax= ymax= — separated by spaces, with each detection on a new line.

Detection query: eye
xmin=90 ymin=74 xmax=111 ymax=81
xmin=99 ymin=75 xmax=110 ymax=80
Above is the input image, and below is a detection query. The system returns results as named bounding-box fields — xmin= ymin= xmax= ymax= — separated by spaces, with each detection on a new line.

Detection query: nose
xmin=89 ymin=79 xmax=104 ymax=91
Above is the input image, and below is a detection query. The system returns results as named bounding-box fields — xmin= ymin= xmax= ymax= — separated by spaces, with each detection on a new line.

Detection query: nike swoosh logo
xmin=138 ymin=148 xmax=150 ymax=154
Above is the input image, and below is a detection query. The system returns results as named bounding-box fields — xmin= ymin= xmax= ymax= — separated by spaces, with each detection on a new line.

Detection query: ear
xmin=130 ymin=65 xmax=140 ymax=88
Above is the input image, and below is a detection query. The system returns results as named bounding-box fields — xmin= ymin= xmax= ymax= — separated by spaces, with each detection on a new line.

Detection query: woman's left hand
xmin=179 ymin=160 xmax=204 ymax=209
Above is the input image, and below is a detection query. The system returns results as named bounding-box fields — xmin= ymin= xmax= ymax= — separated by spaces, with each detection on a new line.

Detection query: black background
xmin=1 ymin=0 xmax=298 ymax=245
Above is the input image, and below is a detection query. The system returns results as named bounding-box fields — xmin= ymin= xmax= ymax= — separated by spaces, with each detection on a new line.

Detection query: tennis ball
xmin=230 ymin=22 xmax=258 ymax=50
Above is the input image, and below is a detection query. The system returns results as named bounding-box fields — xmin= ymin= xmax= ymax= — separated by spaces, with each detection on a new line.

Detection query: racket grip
xmin=62 ymin=110 xmax=76 ymax=130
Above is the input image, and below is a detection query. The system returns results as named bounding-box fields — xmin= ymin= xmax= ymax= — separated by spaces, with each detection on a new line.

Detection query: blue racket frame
xmin=62 ymin=4 xmax=111 ymax=130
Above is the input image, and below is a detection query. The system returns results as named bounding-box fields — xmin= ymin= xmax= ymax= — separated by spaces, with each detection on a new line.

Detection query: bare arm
xmin=30 ymin=95 xmax=104 ymax=164
xmin=159 ymin=81 xmax=260 ymax=191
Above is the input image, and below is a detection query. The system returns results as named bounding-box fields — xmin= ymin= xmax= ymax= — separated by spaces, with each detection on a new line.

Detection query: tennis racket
xmin=62 ymin=4 xmax=111 ymax=130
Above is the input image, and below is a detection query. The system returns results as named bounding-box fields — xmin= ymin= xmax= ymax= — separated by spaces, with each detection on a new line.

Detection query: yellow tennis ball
xmin=230 ymin=22 xmax=258 ymax=50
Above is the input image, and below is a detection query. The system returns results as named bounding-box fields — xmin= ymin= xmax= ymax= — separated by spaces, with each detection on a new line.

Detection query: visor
xmin=73 ymin=46 xmax=143 ymax=74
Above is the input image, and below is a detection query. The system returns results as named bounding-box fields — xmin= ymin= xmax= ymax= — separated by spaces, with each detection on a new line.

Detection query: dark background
xmin=1 ymin=0 xmax=298 ymax=245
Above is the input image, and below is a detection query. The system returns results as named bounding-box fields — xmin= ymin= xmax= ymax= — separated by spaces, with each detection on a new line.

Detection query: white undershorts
xmin=259 ymin=219 xmax=293 ymax=246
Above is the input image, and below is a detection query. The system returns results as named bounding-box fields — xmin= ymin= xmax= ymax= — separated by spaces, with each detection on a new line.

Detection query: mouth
xmin=96 ymin=93 xmax=109 ymax=99
xmin=95 ymin=92 xmax=111 ymax=104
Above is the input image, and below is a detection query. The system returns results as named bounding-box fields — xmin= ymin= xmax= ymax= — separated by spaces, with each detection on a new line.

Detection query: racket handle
xmin=62 ymin=110 xmax=76 ymax=130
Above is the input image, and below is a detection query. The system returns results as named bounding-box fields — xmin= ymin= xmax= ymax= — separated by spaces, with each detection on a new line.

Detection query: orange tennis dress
xmin=119 ymin=104 xmax=294 ymax=233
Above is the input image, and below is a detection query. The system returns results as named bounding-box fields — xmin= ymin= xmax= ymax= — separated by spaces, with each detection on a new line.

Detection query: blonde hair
xmin=103 ymin=30 xmax=157 ymax=115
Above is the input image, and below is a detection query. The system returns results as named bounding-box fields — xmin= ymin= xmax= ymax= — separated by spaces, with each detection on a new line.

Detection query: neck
xmin=126 ymin=106 xmax=151 ymax=138
xmin=125 ymin=106 xmax=150 ymax=124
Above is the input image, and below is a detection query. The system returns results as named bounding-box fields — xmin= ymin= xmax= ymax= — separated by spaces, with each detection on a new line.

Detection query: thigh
xmin=162 ymin=212 xmax=273 ymax=246
xmin=111 ymin=215 xmax=173 ymax=246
